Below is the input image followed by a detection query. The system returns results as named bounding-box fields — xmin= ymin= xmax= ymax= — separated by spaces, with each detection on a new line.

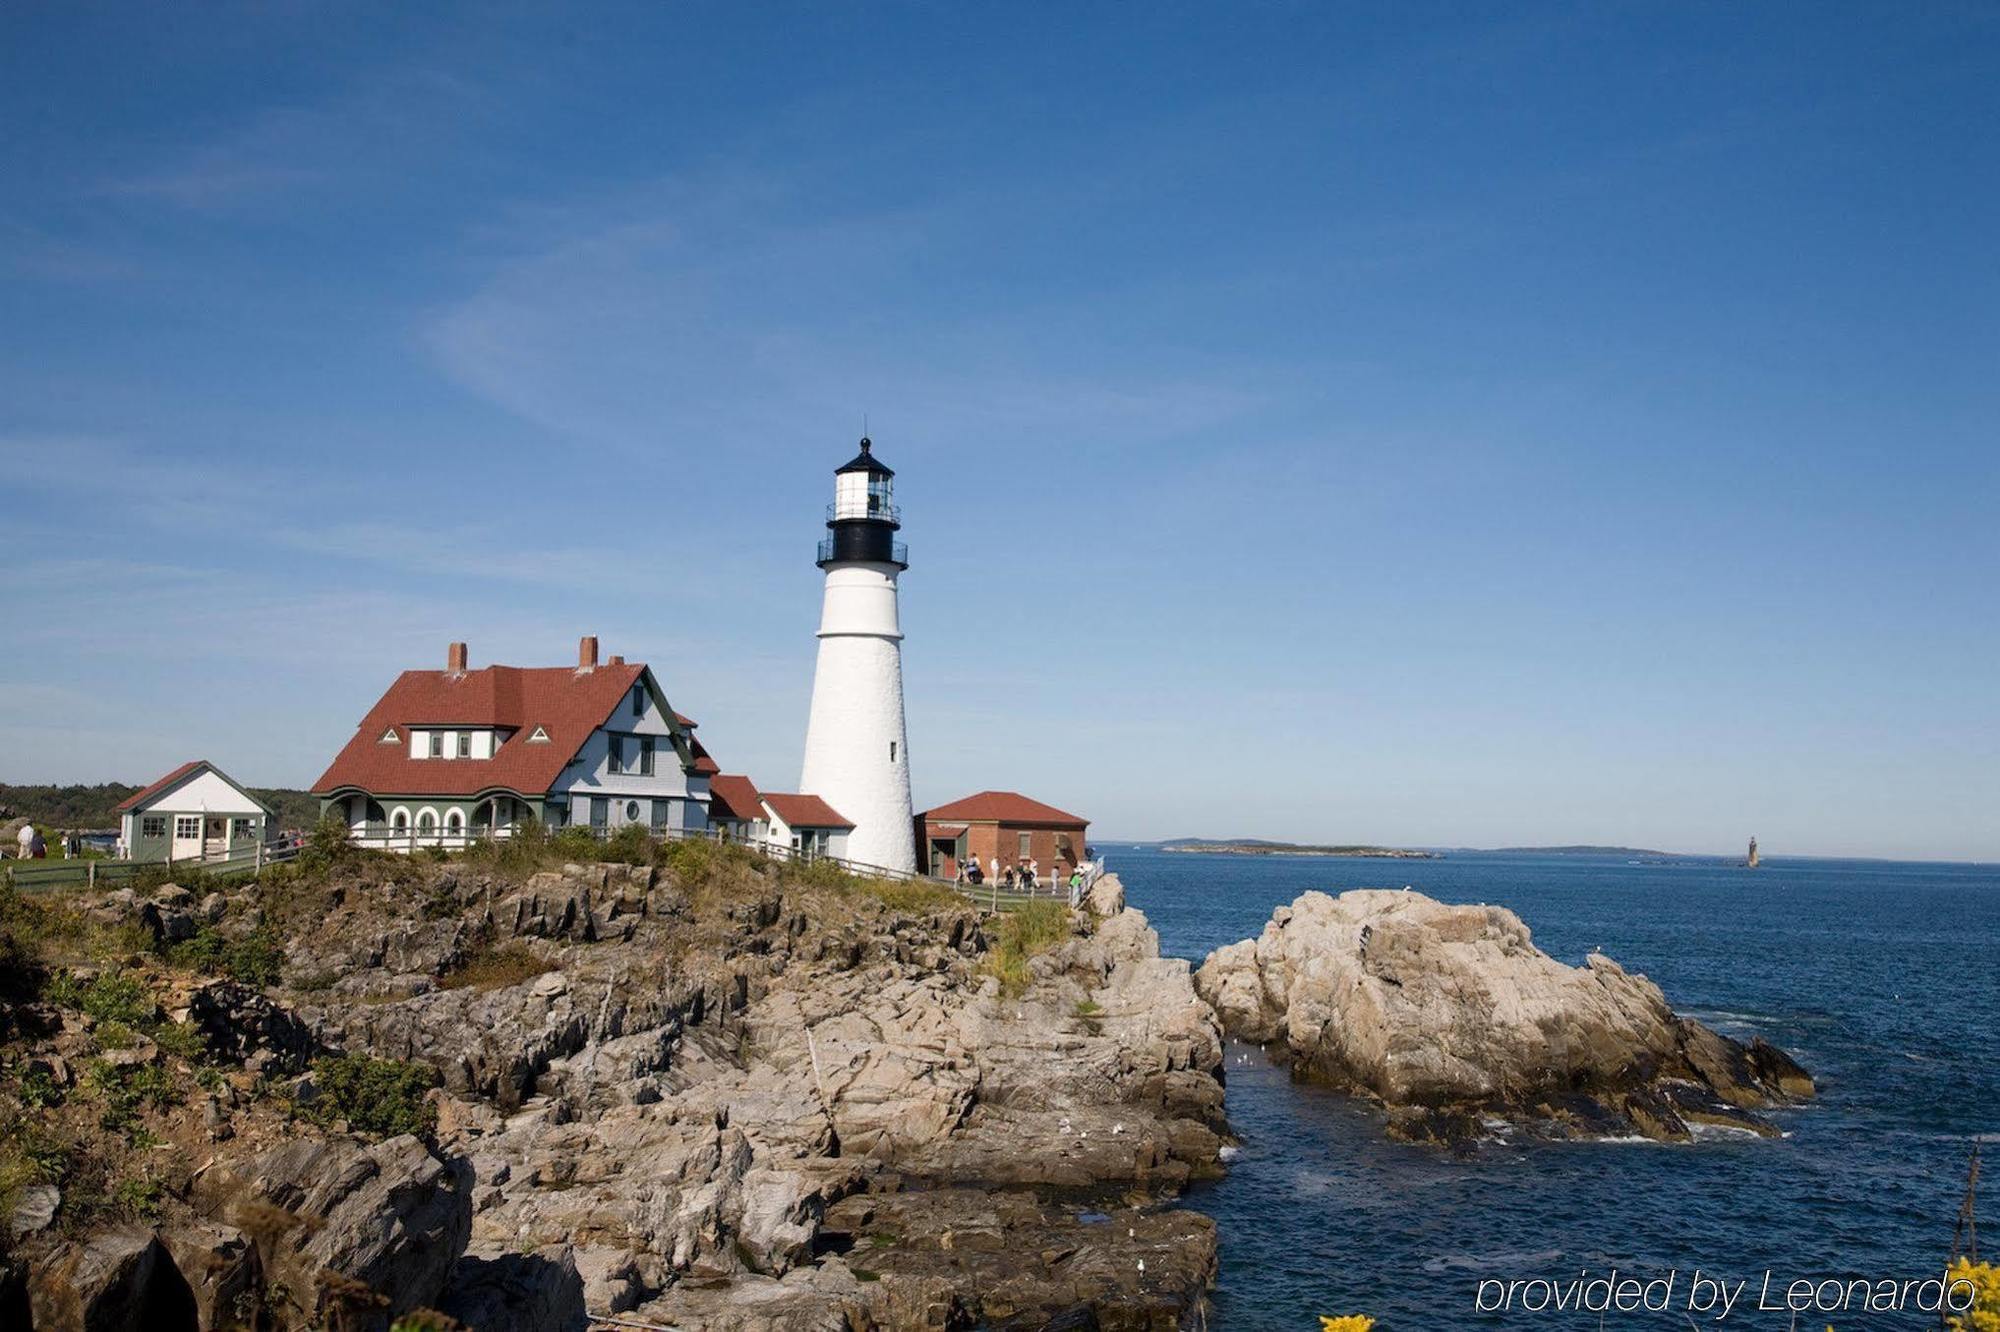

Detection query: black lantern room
xmin=818 ymin=438 xmax=908 ymax=569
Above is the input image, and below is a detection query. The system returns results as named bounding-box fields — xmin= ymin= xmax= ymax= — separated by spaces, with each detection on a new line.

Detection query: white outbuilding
xmin=116 ymin=760 xmax=275 ymax=864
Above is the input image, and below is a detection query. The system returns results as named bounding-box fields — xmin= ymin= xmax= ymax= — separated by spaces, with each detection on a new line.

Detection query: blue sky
xmin=2 ymin=3 xmax=1994 ymax=859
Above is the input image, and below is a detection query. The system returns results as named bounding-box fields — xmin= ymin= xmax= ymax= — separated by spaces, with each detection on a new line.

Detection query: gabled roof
xmin=313 ymin=661 xmax=697 ymax=797
xmin=118 ymin=760 xmax=274 ymax=815
xmin=708 ymin=774 xmax=763 ymax=824
xmin=761 ymin=792 xmax=854 ymax=829
xmin=921 ymin=791 xmax=1088 ymax=826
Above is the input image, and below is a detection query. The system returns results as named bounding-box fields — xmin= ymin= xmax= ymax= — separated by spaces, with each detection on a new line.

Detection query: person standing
xmin=988 ymin=856 xmax=999 ymax=886
xmin=1027 ymin=858 xmax=1039 ymax=893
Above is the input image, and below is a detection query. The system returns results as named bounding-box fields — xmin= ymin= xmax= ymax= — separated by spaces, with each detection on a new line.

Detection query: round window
xmin=625 ymin=801 xmax=640 ymax=820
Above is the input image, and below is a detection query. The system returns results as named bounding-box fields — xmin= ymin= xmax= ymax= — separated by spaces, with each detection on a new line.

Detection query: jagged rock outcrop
xmin=1196 ymin=888 xmax=1813 ymax=1144
xmin=7 ymin=858 xmax=1226 ymax=1330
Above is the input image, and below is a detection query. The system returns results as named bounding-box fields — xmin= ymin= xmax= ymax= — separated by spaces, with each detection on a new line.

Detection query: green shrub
xmin=548 ymin=828 xmax=606 ymax=863
xmin=112 ymin=1173 xmax=164 ymax=1221
xmin=303 ymin=1054 xmax=439 ymax=1139
xmin=46 ymin=969 xmax=155 ymax=1027
xmin=167 ymin=926 xmax=284 ymax=987
xmin=602 ymin=824 xmax=652 ymax=865
xmin=83 ymin=1059 xmax=178 ymax=1133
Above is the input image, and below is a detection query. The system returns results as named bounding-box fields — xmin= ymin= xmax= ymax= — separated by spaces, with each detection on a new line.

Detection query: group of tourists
xmin=954 ymin=855 xmax=1087 ymax=896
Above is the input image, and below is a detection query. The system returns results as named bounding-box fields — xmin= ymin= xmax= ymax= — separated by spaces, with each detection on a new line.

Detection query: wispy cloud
xmin=97 ymin=66 xmax=485 ymax=212
xmin=421 ymin=172 xmax=1267 ymax=458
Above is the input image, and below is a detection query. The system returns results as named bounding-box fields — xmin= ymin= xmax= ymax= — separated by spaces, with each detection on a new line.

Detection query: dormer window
xmin=429 ymin=732 xmax=443 ymax=758
xmin=457 ymin=732 xmax=471 ymax=759
xmin=527 ymin=726 xmax=550 ymax=744
xmin=379 ymin=727 xmax=400 ymax=745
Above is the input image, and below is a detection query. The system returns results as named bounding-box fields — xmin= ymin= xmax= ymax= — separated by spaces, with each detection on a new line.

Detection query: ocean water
xmin=1113 ymin=846 xmax=2000 ymax=1330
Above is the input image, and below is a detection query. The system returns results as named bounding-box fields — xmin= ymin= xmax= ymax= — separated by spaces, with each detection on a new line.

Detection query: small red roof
xmin=761 ymin=792 xmax=854 ymax=828
xmin=922 ymin=790 xmax=1089 ymax=826
xmin=117 ymin=760 xmax=208 ymax=812
xmin=313 ymin=662 xmax=689 ymax=798
xmin=688 ymin=735 xmax=720 ymax=776
xmin=708 ymin=774 xmax=763 ymax=823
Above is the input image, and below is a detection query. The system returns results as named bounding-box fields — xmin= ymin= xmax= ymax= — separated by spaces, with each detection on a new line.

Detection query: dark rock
xmin=158 ymin=1218 xmax=260 ymax=1332
xmin=437 ymin=1243 xmax=587 ymax=1332
xmin=185 ymin=981 xmax=316 ymax=1075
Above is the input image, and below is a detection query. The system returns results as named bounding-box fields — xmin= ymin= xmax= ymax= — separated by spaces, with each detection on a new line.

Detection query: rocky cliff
xmin=1195 ymin=888 xmax=1813 ymax=1145
xmin=2 ymin=844 xmax=1227 ymax=1330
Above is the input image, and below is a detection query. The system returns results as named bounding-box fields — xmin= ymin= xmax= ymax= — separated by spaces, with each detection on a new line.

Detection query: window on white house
xmin=446 ymin=810 xmax=463 ymax=832
xmin=650 ymin=801 xmax=670 ymax=829
xmin=175 ymin=816 xmax=201 ymax=839
xmin=889 ymin=741 xmax=897 ymax=761
xmin=393 ymin=810 xmax=409 ymax=831
xmin=429 ymin=733 xmax=444 ymax=758
xmin=631 ymin=684 xmax=644 ymax=717
xmin=590 ymin=797 xmax=608 ymax=829
xmin=608 ymin=734 xmax=626 ymax=774
xmin=457 ymin=732 xmax=471 ymax=758
xmin=624 ymin=800 xmax=639 ymax=821
xmin=418 ymin=810 xmax=437 ymax=830
xmin=231 ymin=818 xmax=254 ymax=839
xmin=142 ymin=816 xmax=166 ymax=838
xmin=640 ymin=736 xmax=655 ymax=777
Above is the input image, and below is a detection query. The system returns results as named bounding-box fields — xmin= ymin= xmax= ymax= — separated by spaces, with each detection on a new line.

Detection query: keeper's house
xmin=313 ymin=637 xmax=718 ymax=844
xmin=920 ymin=791 xmax=1089 ymax=882
xmin=117 ymin=760 xmax=274 ymax=863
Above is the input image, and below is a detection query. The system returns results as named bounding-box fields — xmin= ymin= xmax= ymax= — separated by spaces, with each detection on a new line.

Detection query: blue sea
xmin=1113 ymin=846 xmax=2000 ymax=1330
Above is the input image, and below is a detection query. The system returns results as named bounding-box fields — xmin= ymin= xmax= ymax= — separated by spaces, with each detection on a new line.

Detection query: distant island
xmin=1479 ymin=844 xmax=1680 ymax=858
xmin=1161 ymin=838 xmax=1440 ymax=859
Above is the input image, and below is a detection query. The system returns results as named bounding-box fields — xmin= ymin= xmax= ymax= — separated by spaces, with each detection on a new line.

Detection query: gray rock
xmin=205 ymin=1133 xmax=472 ymax=1330
xmin=29 ymin=1226 xmax=199 ymax=1332
xmin=159 ymin=1218 xmax=260 ymax=1332
xmin=1195 ymin=888 xmax=1813 ymax=1142
xmin=8 ymin=1183 xmax=59 ymax=1238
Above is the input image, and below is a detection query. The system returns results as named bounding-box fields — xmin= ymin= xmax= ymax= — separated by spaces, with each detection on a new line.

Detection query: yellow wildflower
xmin=1945 ymin=1258 xmax=2000 ymax=1332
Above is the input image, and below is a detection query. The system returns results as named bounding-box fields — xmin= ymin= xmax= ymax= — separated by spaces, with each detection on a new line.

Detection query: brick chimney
xmin=609 ymin=654 xmax=624 ymax=666
xmin=578 ymin=635 xmax=599 ymax=671
xmin=446 ymin=641 xmax=468 ymax=674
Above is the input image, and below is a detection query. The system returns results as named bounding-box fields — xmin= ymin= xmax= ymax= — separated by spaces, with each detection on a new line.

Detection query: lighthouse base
xmin=799 ymin=633 xmax=916 ymax=874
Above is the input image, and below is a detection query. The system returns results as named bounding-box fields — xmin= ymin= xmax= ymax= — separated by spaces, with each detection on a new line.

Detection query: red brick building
xmin=919 ymin=791 xmax=1089 ymax=884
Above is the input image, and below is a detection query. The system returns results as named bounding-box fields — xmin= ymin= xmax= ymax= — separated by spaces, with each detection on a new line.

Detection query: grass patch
xmin=301 ymin=1054 xmax=439 ymax=1139
xmin=982 ymin=899 xmax=1073 ymax=998
xmin=438 ymin=940 xmax=550 ymax=992
xmin=854 ymin=877 xmax=964 ymax=914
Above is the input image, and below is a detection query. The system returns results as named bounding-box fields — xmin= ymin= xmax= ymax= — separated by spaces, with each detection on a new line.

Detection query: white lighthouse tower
xmin=798 ymin=438 xmax=916 ymax=873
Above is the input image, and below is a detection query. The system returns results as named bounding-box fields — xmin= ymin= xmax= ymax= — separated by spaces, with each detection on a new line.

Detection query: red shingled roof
xmin=708 ymin=774 xmax=763 ymax=824
xmin=921 ymin=791 xmax=1088 ymax=826
xmin=761 ymin=792 xmax=854 ymax=828
xmin=117 ymin=760 xmax=208 ymax=811
xmin=313 ymin=662 xmax=682 ymax=797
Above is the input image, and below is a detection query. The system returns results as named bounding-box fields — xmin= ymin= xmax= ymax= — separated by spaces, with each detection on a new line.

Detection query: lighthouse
xmin=798 ymin=438 xmax=916 ymax=873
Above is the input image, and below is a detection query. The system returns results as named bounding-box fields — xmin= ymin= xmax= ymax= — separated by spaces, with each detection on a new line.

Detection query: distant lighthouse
xmin=1747 ymin=836 xmax=1760 ymax=869
xmin=798 ymin=438 xmax=917 ymax=873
